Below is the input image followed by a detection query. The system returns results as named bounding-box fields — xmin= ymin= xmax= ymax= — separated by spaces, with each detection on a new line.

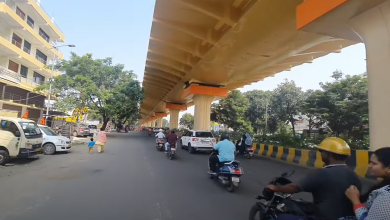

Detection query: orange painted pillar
xmin=182 ymin=85 xmax=228 ymax=131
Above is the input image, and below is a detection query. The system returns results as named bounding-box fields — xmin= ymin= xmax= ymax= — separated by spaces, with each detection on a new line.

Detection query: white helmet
xmin=159 ymin=129 xmax=163 ymax=132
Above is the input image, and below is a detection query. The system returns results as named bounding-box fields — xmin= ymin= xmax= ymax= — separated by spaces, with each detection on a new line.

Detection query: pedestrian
xmin=96 ymin=127 xmax=107 ymax=153
xmin=88 ymin=138 xmax=95 ymax=154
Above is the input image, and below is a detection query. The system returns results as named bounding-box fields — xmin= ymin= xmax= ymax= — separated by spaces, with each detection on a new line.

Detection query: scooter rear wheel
xmin=225 ymin=180 xmax=235 ymax=192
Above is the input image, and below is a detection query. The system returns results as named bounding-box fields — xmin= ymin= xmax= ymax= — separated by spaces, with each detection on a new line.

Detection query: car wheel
xmin=188 ymin=143 xmax=194 ymax=154
xmin=0 ymin=150 xmax=10 ymax=166
xmin=43 ymin=143 xmax=56 ymax=155
xmin=181 ymin=141 xmax=184 ymax=149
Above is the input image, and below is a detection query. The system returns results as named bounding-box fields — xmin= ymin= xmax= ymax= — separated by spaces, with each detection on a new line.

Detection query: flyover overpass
xmin=140 ymin=0 xmax=390 ymax=151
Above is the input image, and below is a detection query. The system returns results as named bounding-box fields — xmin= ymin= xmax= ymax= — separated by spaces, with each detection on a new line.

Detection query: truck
xmin=0 ymin=109 xmax=43 ymax=165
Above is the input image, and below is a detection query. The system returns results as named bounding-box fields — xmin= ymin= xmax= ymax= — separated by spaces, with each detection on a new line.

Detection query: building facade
xmin=0 ymin=0 xmax=65 ymax=122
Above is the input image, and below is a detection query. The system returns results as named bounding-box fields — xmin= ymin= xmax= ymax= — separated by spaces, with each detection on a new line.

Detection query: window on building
xmin=20 ymin=65 xmax=28 ymax=78
xmin=35 ymin=50 xmax=47 ymax=64
xmin=27 ymin=16 xmax=34 ymax=28
xmin=12 ymin=33 xmax=23 ymax=48
xmin=16 ymin=7 xmax=25 ymax=20
xmin=33 ymin=72 xmax=45 ymax=84
xmin=23 ymin=40 xmax=31 ymax=54
xmin=8 ymin=60 xmax=19 ymax=73
xmin=38 ymin=28 xmax=50 ymax=42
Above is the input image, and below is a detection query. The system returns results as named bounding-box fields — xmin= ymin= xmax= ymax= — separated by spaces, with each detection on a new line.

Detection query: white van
xmin=39 ymin=125 xmax=71 ymax=155
xmin=0 ymin=115 xmax=43 ymax=165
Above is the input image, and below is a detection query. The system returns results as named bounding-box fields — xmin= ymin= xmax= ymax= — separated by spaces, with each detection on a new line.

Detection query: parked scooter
xmin=208 ymin=151 xmax=244 ymax=192
xmin=156 ymin=139 xmax=164 ymax=151
xmin=248 ymin=170 xmax=315 ymax=220
xmin=166 ymin=143 xmax=176 ymax=160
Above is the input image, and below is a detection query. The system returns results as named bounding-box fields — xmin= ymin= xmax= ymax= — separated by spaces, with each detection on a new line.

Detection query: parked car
xmin=60 ymin=122 xmax=90 ymax=137
xmin=88 ymin=125 xmax=98 ymax=136
xmin=180 ymin=130 xmax=216 ymax=154
xmin=39 ymin=125 xmax=71 ymax=155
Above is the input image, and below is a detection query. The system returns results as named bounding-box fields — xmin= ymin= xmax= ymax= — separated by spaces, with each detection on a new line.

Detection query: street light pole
xmin=45 ymin=44 xmax=75 ymax=116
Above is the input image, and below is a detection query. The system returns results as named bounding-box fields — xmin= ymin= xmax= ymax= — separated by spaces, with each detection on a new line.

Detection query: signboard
xmin=215 ymin=125 xmax=220 ymax=132
xmin=0 ymin=66 xmax=21 ymax=84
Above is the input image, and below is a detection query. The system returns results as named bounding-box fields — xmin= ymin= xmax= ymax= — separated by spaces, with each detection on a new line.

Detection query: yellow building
xmin=0 ymin=0 xmax=65 ymax=122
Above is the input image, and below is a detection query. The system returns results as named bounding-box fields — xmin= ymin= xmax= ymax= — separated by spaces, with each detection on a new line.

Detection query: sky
xmin=42 ymin=0 xmax=367 ymax=121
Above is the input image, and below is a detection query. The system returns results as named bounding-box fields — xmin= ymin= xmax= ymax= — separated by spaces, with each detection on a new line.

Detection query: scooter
xmin=166 ymin=143 xmax=176 ymax=160
xmin=208 ymin=151 xmax=243 ymax=193
xmin=156 ymin=139 xmax=164 ymax=151
xmin=248 ymin=170 xmax=316 ymax=220
xmin=235 ymin=145 xmax=254 ymax=159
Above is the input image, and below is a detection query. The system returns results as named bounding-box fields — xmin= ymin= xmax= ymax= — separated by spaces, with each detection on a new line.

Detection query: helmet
xmin=159 ymin=129 xmax=163 ymax=132
xmin=221 ymin=133 xmax=229 ymax=141
xmin=316 ymin=137 xmax=351 ymax=156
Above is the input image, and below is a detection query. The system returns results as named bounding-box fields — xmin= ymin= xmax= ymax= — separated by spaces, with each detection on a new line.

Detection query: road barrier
xmin=216 ymin=138 xmax=373 ymax=179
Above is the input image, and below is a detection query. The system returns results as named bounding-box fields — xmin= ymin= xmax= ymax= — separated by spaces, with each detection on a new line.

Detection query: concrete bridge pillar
xmin=155 ymin=112 xmax=168 ymax=128
xmin=182 ymin=84 xmax=228 ymax=131
xmin=349 ymin=2 xmax=390 ymax=151
xmin=296 ymin=0 xmax=390 ymax=150
xmin=165 ymin=103 xmax=187 ymax=130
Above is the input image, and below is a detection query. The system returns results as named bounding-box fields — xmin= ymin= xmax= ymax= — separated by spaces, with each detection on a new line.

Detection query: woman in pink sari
xmin=95 ymin=127 xmax=107 ymax=153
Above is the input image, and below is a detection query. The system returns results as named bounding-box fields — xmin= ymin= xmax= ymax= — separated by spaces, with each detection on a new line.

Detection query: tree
xmin=218 ymin=90 xmax=253 ymax=132
xmin=244 ymin=90 xmax=276 ymax=134
xmin=35 ymin=53 xmax=142 ymax=129
xmin=107 ymin=80 xmax=144 ymax=125
xmin=300 ymin=90 xmax=326 ymax=132
xmin=179 ymin=113 xmax=194 ymax=129
xmin=162 ymin=118 xmax=169 ymax=127
xmin=272 ymin=80 xmax=305 ymax=136
xmin=315 ymin=73 xmax=368 ymax=137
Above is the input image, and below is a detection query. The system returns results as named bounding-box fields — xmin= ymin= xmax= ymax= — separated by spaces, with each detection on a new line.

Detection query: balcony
xmin=11 ymin=0 xmax=65 ymax=41
xmin=0 ymin=1 xmax=63 ymax=58
xmin=0 ymin=65 xmax=21 ymax=84
xmin=0 ymin=91 xmax=44 ymax=108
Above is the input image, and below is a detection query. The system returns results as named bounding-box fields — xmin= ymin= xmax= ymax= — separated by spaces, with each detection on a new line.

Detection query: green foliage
xmin=162 ymin=118 xmax=169 ymax=127
xmin=212 ymin=90 xmax=253 ymax=133
xmin=35 ymin=52 xmax=144 ymax=129
xmin=179 ymin=113 xmax=194 ymax=129
xmin=209 ymin=71 xmax=369 ymax=150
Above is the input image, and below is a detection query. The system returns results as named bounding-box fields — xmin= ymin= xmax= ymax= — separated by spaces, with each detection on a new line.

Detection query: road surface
xmin=0 ymin=132 xmax=315 ymax=220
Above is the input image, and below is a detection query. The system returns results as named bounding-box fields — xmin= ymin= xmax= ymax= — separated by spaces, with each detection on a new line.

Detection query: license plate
xmin=159 ymin=144 xmax=163 ymax=146
xmin=249 ymin=152 xmax=253 ymax=155
xmin=171 ymin=148 xmax=176 ymax=151
xmin=232 ymin=177 xmax=240 ymax=182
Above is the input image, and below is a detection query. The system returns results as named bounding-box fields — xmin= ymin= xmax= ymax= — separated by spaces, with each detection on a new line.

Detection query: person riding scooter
xmin=165 ymin=130 xmax=178 ymax=153
xmin=155 ymin=129 xmax=165 ymax=142
xmin=266 ymin=137 xmax=362 ymax=220
xmin=208 ymin=133 xmax=235 ymax=174
xmin=235 ymin=133 xmax=252 ymax=155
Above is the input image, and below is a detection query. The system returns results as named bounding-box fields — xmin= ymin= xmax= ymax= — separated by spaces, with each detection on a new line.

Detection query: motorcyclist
xmin=235 ymin=133 xmax=252 ymax=155
xmin=208 ymin=133 xmax=235 ymax=174
xmin=155 ymin=129 xmax=165 ymax=144
xmin=165 ymin=130 xmax=178 ymax=152
xmin=266 ymin=137 xmax=362 ymax=220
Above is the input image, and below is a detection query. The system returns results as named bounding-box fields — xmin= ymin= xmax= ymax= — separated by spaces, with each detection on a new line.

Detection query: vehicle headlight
xmin=59 ymin=140 xmax=65 ymax=144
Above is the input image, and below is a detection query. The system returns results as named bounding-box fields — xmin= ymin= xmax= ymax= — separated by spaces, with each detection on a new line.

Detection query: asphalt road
xmin=0 ymin=132 xmax=314 ymax=220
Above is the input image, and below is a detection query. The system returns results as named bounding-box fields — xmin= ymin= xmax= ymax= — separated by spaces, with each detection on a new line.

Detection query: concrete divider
xmin=216 ymin=138 xmax=372 ymax=179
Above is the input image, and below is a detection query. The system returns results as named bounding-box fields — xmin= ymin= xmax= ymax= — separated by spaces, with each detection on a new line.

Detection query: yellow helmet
xmin=316 ymin=137 xmax=351 ymax=156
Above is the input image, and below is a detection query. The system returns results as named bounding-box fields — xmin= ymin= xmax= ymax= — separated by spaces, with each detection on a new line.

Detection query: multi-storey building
xmin=0 ymin=0 xmax=65 ymax=122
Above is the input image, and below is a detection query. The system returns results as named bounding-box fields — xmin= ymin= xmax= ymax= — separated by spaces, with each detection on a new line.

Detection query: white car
xmin=39 ymin=125 xmax=71 ymax=155
xmin=180 ymin=130 xmax=216 ymax=154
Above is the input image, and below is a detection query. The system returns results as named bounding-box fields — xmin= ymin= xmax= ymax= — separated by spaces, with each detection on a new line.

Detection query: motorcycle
xmin=156 ymin=139 xmax=164 ymax=151
xmin=248 ymin=170 xmax=316 ymax=220
xmin=208 ymin=151 xmax=243 ymax=193
xmin=166 ymin=143 xmax=176 ymax=160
